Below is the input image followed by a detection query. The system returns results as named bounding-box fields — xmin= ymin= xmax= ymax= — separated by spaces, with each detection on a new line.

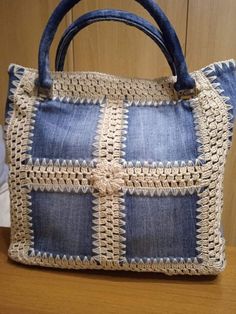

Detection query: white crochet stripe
xmin=91 ymin=98 xmax=127 ymax=262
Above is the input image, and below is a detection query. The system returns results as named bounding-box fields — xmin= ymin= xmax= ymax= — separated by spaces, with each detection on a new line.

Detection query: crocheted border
xmin=5 ymin=60 xmax=234 ymax=274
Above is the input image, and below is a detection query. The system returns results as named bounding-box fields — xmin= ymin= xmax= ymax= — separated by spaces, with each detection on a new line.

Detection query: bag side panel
xmin=202 ymin=59 xmax=236 ymax=145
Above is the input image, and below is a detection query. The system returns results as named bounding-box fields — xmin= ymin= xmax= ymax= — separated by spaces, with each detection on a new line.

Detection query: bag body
xmin=4 ymin=0 xmax=236 ymax=275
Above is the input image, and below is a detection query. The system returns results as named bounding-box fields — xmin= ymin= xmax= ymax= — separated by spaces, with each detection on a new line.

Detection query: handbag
xmin=5 ymin=0 xmax=236 ymax=275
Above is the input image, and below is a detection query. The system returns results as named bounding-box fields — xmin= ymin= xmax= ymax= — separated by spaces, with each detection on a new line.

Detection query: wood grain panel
xmin=0 ymin=0 xmax=73 ymax=124
xmin=186 ymin=0 xmax=236 ymax=70
xmin=187 ymin=0 xmax=236 ymax=245
xmin=72 ymin=0 xmax=188 ymax=79
xmin=1 ymin=227 xmax=236 ymax=314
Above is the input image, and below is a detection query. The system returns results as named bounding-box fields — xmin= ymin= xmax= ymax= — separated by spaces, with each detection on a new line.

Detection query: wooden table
xmin=0 ymin=227 xmax=236 ymax=314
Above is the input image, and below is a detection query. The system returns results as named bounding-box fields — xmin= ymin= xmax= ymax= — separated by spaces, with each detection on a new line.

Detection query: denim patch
xmin=213 ymin=62 xmax=236 ymax=122
xmin=124 ymin=193 xmax=198 ymax=258
xmin=30 ymin=190 xmax=93 ymax=257
xmin=124 ymin=103 xmax=199 ymax=162
xmin=5 ymin=65 xmax=25 ymax=121
xmin=31 ymin=100 xmax=100 ymax=160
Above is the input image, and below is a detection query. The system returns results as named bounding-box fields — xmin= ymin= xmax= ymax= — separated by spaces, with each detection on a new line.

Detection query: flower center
xmin=91 ymin=161 xmax=126 ymax=195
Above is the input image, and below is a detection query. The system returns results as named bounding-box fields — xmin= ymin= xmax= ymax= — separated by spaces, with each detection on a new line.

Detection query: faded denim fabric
xmin=125 ymin=102 xmax=199 ymax=162
xmin=1 ymin=65 xmax=23 ymax=187
xmin=5 ymin=66 xmax=25 ymax=120
xmin=125 ymin=193 xmax=198 ymax=258
xmin=31 ymin=100 xmax=100 ymax=161
xmin=29 ymin=99 xmax=200 ymax=259
xmin=211 ymin=62 xmax=236 ymax=122
xmin=31 ymin=191 xmax=93 ymax=257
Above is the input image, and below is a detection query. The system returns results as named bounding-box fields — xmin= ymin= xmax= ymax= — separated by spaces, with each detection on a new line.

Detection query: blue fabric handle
xmin=38 ymin=0 xmax=195 ymax=92
xmin=55 ymin=9 xmax=176 ymax=75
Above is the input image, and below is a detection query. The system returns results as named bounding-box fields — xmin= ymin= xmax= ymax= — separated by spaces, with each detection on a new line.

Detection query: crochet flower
xmin=91 ymin=160 xmax=126 ymax=195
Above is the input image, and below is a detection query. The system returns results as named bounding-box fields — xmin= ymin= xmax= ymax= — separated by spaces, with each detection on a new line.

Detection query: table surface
xmin=0 ymin=227 xmax=236 ymax=314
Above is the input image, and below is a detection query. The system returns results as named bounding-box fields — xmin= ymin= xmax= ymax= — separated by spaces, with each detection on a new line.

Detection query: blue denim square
xmin=124 ymin=193 xmax=198 ymax=258
xmin=124 ymin=103 xmax=199 ymax=162
xmin=31 ymin=100 xmax=100 ymax=160
xmin=30 ymin=190 xmax=93 ymax=257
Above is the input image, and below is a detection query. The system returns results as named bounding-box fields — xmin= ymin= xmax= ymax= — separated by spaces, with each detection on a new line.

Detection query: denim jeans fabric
xmin=211 ymin=62 xmax=236 ymax=122
xmin=31 ymin=191 xmax=93 ymax=257
xmin=31 ymin=100 xmax=100 ymax=161
xmin=125 ymin=193 xmax=198 ymax=258
xmin=0 ymin=66 xmax=17 ymax=187
xmin=30 ymin=189 xmax=198 ymax=259
xmin=5 ymin=65 xmax=25 ymax=120
xmin=23 ymin=96 xmax=200 ymax=259
xmin=125 ymin=102 xmax=199 ymax=162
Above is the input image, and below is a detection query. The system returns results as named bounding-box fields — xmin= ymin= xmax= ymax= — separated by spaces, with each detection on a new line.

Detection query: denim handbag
xmin=5 ymin=0 xmax=236 ymax=275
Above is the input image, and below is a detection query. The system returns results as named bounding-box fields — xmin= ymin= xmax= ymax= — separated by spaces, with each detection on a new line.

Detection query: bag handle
xmin=38 ymin=0 xmax=195 ymax=93
xmin=55 ymin=9 xmax=176 ymax=75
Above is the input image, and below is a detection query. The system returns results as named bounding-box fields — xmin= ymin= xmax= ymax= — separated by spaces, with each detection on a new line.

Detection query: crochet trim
xmin=22 ymin=158 xmax=206 ymax=196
